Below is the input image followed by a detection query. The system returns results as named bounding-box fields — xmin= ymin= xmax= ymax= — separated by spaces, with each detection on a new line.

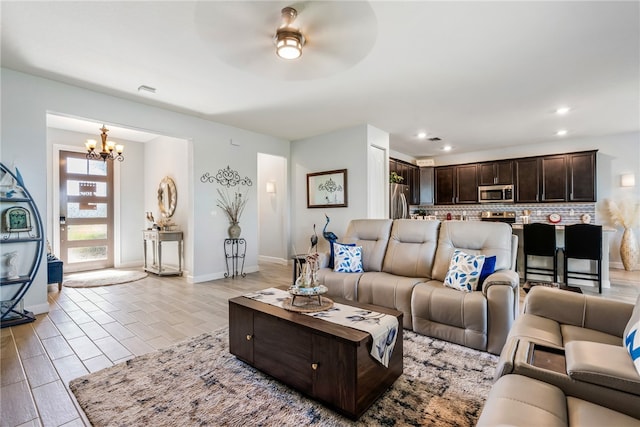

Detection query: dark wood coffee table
xmin=229 ymin=295 xmax=403 ymax=420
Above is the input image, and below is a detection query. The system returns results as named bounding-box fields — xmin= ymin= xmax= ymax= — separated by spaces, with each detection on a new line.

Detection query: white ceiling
xmin=3 ymin=1 xmax=639 ymax=158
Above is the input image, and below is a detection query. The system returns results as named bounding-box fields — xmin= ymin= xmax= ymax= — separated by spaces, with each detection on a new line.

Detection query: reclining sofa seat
xmin=495 ymin=286 xmax=640 ymax=419
xmin=316 ymin=219 xmax=393 ymax=301
xmin=356 ymin=219 xmax=441 ymax=329
xmin=317 ymin=219 xmax=520 ymax=355
xmin=411 ymin=221 xmax=520 ymax=354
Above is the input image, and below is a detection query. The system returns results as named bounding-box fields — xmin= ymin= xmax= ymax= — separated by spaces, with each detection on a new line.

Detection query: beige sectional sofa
xmin=487 ymin=286 xmax=640 ymax=421
xmin=316 ymin=218 xmax=519 ymax=355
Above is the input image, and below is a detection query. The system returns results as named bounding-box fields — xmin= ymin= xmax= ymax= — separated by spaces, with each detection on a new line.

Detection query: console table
xmin=224 ymin=238 xmax=246 ymax=278
xmin=143 ymin=230 xmax=183 ymax=276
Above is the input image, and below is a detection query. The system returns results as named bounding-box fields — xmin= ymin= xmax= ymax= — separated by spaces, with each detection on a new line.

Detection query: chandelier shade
xmin=86 ymin=125 xmax=124 ymax=162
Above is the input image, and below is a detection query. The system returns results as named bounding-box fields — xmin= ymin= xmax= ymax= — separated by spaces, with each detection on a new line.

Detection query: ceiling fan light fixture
xmin=275 ymin=29 xmax=304 ymax=60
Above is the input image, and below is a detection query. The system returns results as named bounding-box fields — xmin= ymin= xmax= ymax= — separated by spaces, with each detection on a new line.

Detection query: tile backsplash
xmin=411 ymin=203 xmax=597 ymax=225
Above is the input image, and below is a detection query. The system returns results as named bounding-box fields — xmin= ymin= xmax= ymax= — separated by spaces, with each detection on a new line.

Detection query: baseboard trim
xmin=258 ymin=255 xmax=288 ymax=265
xmin=191 ymin=265 xmax=259 ymax=283
xmin=25 ymin=302 xmax=49 ymax=315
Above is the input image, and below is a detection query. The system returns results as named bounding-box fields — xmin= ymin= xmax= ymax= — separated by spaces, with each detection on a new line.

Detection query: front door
xmin=59 ymin=151 xmax=114 ymax=272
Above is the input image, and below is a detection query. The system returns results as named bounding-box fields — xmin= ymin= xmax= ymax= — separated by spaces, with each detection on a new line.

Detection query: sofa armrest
xmin=483 ymin=269 xmax=520 ymax=354
xmin=566 ymin=341 xmax=640 ymax=396
xmin=525 ymin=286 xmax=633 ymax=337
xmin=481 ymin=270 xmax=519 ymax=293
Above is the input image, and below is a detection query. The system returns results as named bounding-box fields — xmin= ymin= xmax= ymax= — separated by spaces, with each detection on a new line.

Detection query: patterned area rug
xmin=63 ymin=269 xmax=148 ymax=288
xmin=70 ymin=328 xmax=498 ymax=426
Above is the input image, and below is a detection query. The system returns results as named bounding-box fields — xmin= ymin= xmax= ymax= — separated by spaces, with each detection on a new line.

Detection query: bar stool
xmin=523 ymin=223 xmax=560 ymax=282
xmin=563 ymin=224 xmax=602 ymax=293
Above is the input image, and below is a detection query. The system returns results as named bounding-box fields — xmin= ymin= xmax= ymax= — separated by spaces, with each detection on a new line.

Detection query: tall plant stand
xmin=224 ymin=238 xmax=246 ymax=278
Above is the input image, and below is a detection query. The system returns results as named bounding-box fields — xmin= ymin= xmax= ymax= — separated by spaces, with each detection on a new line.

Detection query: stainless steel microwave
xmin=478 ymin=184 xmax=514 ymax=203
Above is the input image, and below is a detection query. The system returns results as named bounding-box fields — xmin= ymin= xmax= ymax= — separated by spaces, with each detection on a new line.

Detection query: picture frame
xmin=307 ymin=169 xmax=348 ymax=208
xmin=3 ymin=206 xmax=32 ymax=232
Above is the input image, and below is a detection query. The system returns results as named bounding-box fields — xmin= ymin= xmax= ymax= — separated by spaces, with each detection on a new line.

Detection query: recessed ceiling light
xmin=556 ymin=129 xmax=568 ymax=136
xmin=417 ymin=132 xmax=427 ymax=139
xmin=442 ymin=145 xmax=452 ymax=151
xmin=555 ymin=106 xmax=570 ymax=115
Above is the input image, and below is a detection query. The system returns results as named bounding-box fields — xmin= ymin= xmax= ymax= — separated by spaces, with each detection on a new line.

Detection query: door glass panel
xmin=67 ymin=224 xmax=108 ymax=241
xmin=66 ymin=202 xmax=107 ymax=218
xmin=66 ymin=180 xmax=107 ymax=197
xmin=66 ymin=158 xmax=107 ymax=176
xmin=68 ymin=246 xmax=108 ymax=263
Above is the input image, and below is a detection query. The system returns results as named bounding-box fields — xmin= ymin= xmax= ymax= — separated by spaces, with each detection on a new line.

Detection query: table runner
xmin=243 ymin=288 xmax=398 ymax=367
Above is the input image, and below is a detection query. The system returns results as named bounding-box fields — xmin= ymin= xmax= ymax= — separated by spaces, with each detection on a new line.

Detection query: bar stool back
xmin=523 ymin=223 xmax=560 ymax=282
xmin=563 ymin=224 xmax=602 ymax=293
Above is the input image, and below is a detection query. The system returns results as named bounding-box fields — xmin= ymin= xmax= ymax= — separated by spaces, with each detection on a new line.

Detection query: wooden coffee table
xmin=229 ymin=295 xmax=403 ymax=420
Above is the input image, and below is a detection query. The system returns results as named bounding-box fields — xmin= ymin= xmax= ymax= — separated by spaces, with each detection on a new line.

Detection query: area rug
xmin=70 ymin=327 xmax=498 ymax=426
xmin=63 ymin=269 xmax=148 ymax=288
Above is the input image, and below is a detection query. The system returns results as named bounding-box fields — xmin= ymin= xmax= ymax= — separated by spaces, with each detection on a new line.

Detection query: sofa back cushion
xmin=432 ymin=221 xmax=514 ymax=282
xmin=382 ymin=219 xmax=440 ymax=278
xmin=340 ymin=219 xmax=393 ymax=272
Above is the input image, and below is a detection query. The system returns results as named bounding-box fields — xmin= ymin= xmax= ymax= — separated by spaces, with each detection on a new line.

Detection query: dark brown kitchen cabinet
xmin=410 ymin=166 xmax=420 ymax=205
xmin=435 ymin=166 xmax=456 ymax=205
xmin=541 ymin=155 xmax=567 ymax=202
xmin=479 ymin=161 xmax=513 ymax=185
xmin=515 ymin=158 xmax=539 ymax=203
xmin=435 ymin=164 xmax=477 ymax=204
xmin=390 ymin=158 xmax=420 ymax=205
xmin=567 ymin=151 xmax=596 ymax=202
xmin=456 ymin=164 xmax=478 ymax=203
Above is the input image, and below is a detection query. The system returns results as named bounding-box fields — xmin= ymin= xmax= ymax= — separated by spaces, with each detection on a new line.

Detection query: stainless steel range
xmin=481 ymin=211 xmax=516 ymax=223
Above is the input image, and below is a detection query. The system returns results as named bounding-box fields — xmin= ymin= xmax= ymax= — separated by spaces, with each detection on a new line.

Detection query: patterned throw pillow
xmin=443 ymin=250 xmax=486 ymax=292
xmin=333 ymin=244 xmax=364 ymax=273
xmin=624 ymin=319 xmax=640 ymax=376
xmin=329 ymin=242 xmax=355 ymax=269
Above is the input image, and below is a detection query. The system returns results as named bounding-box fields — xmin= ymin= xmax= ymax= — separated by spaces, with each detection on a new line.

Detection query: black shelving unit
xmin=1 ymin=163 xmax=44 ymax=328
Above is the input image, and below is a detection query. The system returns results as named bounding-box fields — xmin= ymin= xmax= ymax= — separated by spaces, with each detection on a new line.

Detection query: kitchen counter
xmin=512 ymin=224 xmax=614 ymax=290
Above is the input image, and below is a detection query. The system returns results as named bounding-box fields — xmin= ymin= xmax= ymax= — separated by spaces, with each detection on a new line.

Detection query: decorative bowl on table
xmin=288 ymin=285 xmax=328 ymax=296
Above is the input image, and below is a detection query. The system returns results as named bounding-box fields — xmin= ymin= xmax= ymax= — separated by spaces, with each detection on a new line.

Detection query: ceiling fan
xmin=194 ymin=1 xmax=378 ymax=80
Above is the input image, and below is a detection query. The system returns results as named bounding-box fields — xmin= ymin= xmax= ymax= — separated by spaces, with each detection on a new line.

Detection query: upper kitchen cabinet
xmin=478 ymin=160 xmax=513 ymax=185
xmin=419 ymin=167 xmax=434 ymax=205
xmin=514 ymin=151 xmax=596 ymax=204
xmin=435 ymin=166 xmax=456 ymax=205
xmin=390 ymin=158 xmax=420 ymax=205
xmin=515 ymin=158 xmax=540 ymax=203
xmin=456 ymin=164 xmax=478 ymax=203
xmin=435 ymin=164 xmax=477 ymax=204
xmin=541 ymin=154 xmax=567 ymax=202
xmin=567 ymin=151 xmax=596 ymax=202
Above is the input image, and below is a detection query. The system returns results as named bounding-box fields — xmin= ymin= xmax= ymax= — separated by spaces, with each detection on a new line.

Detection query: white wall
xmin=291 ymin=124 xmax=389 ymax=255
xmin=257 ymin=153 xmax=287 ymax=263
xmin=1 ymin=68 xmax=290 ymax=313
xmin=144 ymin=135 xmax=190 ymax=270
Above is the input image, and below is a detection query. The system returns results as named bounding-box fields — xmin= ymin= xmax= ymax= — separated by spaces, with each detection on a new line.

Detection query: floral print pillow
xmin=443 ymin=249 xmax=486 ymax=292
xmin=333 ymin=244 xmax=364 ymax=273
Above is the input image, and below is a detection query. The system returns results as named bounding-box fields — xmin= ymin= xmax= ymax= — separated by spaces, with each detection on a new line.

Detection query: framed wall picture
xmin=307 ymin=169 xmax=348 ymax=208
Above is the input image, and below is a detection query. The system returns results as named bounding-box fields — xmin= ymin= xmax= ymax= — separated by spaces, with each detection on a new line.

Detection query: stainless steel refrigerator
xmin=390 ymin=183 xmax=410 ymax=219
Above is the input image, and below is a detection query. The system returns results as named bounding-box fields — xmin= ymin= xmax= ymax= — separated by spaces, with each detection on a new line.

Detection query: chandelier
xmin=85 ymin=125 xmax=124 ymax=162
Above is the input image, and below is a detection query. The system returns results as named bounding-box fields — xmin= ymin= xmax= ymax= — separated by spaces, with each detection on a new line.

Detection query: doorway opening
xmin=257 ymin=153 xmax=288 ymax=265
xmin=58 ymin=150 xmax=114 ymax=272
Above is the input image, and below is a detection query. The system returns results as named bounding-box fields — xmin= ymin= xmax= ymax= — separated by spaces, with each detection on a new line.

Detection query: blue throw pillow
xmin=329 ymin=242 xmax=355 ymax=269
xmin=625 ymin=319 xmax=640 ymax=376
xmin=479 ymin=256 xmax=497 ymax=286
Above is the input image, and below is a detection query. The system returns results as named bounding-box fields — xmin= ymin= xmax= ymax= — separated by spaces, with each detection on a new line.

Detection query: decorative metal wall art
xmin=201 ymin=165 xmax=253 ymax=188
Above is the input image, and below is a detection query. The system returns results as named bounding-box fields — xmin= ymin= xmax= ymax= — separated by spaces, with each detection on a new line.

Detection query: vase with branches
xmin=604 ymin=197 xmax=640 ymax=271
xmin=217 ymin=188 xmax=248 ymax=238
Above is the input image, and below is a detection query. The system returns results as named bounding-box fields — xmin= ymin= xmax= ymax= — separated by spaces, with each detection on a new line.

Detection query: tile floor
xmin=1 ymin=263 xmax=638 ymax=426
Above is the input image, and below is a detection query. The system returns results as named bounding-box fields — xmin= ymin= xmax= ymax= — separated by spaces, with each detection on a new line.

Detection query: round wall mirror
xmin=157 ymin=177 xmax=177 ymax=218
